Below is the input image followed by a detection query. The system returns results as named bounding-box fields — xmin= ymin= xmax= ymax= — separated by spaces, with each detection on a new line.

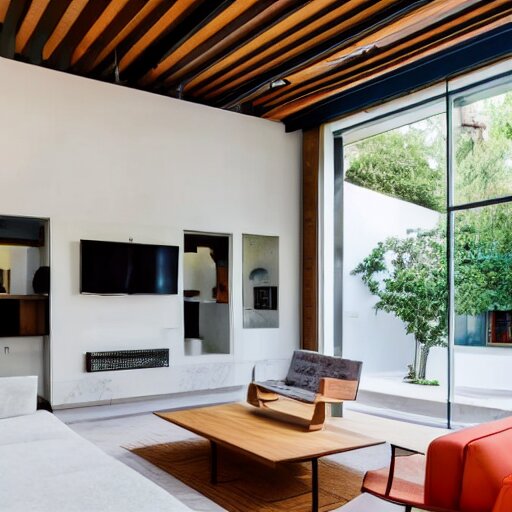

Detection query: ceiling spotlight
xmin=269 ymin=78 xmax=289 ymax=89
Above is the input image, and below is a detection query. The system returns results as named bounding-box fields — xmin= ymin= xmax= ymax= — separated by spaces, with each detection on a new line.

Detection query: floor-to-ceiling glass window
xmin=336 ymin=71 xmax=512 ymax=427
xmin=451 ymin=78 xmax=512 ymax=425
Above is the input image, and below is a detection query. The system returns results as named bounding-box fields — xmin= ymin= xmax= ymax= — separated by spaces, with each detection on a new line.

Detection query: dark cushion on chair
xmin=254 ymin=380 xmax=317 ymax=403
xmin=285 ymin=350 xmax=362 ymax=394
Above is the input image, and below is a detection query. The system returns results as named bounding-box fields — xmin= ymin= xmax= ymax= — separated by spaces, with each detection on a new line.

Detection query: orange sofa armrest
xmin=318 ymin=377 xmax=359 ymax=401
xmin=493 ymin=475 xmax=512 ymax=512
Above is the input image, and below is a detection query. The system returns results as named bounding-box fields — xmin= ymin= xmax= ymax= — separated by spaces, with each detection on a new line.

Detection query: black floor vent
xmin=86 ymin=348 xmax=169 ymax=372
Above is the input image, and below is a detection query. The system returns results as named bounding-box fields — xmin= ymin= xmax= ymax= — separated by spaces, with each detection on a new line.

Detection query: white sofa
xmin=0 ymin=376 xmax=193 ymax=512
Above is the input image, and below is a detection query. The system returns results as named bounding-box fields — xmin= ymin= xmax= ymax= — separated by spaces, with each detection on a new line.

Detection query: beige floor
xmin=61 ymin=406 xmax=446 ymax=511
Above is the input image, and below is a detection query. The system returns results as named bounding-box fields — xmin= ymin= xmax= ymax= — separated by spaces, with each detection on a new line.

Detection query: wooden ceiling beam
xmin=45 ymin=0 xmax=111 ymax=70
xmin=201 ymin=0 xmax=384 ymax=101
xmin=208 ymin=0 xmax=432 ymax=110
xmin=16 ymin=0 xmax=51 ymax=55
xmin=254 ymin=0 xmax=485 ymax=108
xmin=184 ymin=0 xmax=350 ymax=98
xmin=116 ymin=1 xmax=195 ymax=75
xmin=0 ymin=0 xmax=31 ymax=58
xmin=89 ymin=1 xmax=173 ymax=77
xmin=263 ymin=12 xmax=509 ymax=120
xmin=256 ymin=1 xmax=509 ymax=113
xmin=120 ymin=0 xmax=236 ymax=83
xmin=141 ymin=0 xmax=276 ymax=87
xmin=20 ymin=0 xmax=72 ymax=64
xmin=0 ymin=2 xmax=11 ymax=24
xmin=182 ymin=0 xmax=341 ymax=96
xmin=157 ymin=0 xmax=311 ymax=92
xmin=282 ymin=21 xmax=512 ymax=131
xmin=267 ymin=9 xmax=512 ymax=120
xmin=71 ymin=0 xmax=149 ymax=74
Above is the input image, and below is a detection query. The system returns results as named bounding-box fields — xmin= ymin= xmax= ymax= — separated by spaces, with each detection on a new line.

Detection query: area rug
xmin=129 ymin=438 xmax=363 ymax=512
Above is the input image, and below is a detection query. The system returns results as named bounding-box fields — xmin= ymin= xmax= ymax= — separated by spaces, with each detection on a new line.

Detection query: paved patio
xmin=351 ymin=372 xmax=512 ymax=426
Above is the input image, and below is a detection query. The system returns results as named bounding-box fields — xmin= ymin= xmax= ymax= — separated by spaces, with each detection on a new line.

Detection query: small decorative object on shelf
xmin=32 ymin=266 xmax=50 ymax=294
xmin=86 ymin=348 xmax=169 ymax=372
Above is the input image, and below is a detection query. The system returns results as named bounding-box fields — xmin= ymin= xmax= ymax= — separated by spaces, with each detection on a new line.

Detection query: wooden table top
xmin=155 ymin=402 xmax=384 ymax=465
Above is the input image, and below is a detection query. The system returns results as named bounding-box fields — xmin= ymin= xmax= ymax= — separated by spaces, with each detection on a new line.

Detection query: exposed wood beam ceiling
xmin=0 ymin=0 xmax=510 ymax=131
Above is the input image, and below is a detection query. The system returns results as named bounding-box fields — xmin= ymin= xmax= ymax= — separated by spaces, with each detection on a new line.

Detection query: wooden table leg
xmin=210 ymin=440 xmax=218 ymax=484
xmin=312 ymin=458 xmax=318 ymax=512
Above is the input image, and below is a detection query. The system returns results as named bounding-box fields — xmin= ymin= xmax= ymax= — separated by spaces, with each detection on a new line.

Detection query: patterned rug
xmin=129 ymin=438 xmax=363 ymax=512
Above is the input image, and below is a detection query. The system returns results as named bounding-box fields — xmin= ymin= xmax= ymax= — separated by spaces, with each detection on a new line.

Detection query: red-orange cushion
xmin=492 ymin=475 xmax=512 ymax=512
xmin=460 ymin=430 xmax=512 ymax=512
xmin=425 ymin=416 xmax=512 ymax=510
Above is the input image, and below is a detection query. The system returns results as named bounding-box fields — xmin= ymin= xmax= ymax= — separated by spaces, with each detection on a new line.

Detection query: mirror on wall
xmin=243 ymin=234 xmax=279 ymax=329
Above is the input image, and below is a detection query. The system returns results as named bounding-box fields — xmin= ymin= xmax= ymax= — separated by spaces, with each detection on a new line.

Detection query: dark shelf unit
xmin=0 ymin=295 xmax=49 ymax=337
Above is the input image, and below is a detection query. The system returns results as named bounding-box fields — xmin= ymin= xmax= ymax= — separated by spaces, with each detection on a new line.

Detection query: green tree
xmin=352 ymin=228 xmax=447 ymax=379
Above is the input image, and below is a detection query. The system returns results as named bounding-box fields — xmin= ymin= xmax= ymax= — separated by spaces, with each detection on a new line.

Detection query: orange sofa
xmin=362 ymin=416 xmax=512 ymax=512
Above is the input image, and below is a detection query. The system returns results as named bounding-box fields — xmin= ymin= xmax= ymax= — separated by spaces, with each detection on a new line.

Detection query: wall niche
xmin=183 ymin=232 xmax=231 ymax=356
xmin=0 ymin=215 xmax=49 ymax=337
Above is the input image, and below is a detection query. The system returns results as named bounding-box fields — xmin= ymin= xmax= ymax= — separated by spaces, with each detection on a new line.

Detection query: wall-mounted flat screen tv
xmin=80 ymin=240 xmax=179 ymax=295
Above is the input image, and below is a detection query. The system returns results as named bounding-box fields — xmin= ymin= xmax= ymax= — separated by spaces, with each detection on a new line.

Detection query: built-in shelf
xmin=0 ymin=295 xmax=49 ymax=337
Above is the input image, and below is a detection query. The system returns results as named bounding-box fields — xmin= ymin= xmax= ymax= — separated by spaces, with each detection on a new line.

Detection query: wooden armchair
xmin=247 ymin=350 xmax=362 ymax=431
xmin=361 ymin=415 xmax=512 ymax=512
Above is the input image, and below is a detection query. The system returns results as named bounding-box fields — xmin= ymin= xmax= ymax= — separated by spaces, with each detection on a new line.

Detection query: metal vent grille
xmin=86 ymin=349 xmax=169 ymax=372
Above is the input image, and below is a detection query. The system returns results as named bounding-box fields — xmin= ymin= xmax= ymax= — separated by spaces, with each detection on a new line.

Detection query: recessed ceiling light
xmin=269 ymin=79 xmax=289 ymax=89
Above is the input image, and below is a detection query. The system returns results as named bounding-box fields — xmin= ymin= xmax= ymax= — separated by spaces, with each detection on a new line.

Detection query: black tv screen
xmin=80 ymin=240 xmax=178 ymax=295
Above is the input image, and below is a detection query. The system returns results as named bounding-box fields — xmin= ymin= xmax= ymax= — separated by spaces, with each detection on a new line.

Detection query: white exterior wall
xmin=343 ymin=184 xmax=512 ymax=391
xmin=0 ymin=58 xmax=301 ymax=406
xmin=343 ymin=183 xmax=440 ymax=374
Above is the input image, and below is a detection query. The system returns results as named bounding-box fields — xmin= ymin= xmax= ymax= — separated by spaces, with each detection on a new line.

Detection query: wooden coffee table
xmin=155 ymin=402 xmax=384 ymax=512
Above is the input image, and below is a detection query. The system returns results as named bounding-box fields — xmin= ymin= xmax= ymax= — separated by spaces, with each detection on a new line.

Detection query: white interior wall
xmin=343 ymin=183 xmax=440 ymax=374
xmin=0 ymin=58 xmax=301 ymax=406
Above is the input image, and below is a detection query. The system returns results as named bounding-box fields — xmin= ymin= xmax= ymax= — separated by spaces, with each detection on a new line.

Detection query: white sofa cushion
xmin=0 ymin=411 xmax=193 ymax=511
xmin=0 ymin=376 xmax=37 ymax=419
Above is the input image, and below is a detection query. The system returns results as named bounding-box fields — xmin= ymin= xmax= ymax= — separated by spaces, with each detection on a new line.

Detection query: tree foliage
xmin=352 ymin=229 xmax=447 ymax=348
xmin=345 ymin=117 xmax=445 ymax=211
xmin=456 ymin=211 xmax=512 ymax=315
